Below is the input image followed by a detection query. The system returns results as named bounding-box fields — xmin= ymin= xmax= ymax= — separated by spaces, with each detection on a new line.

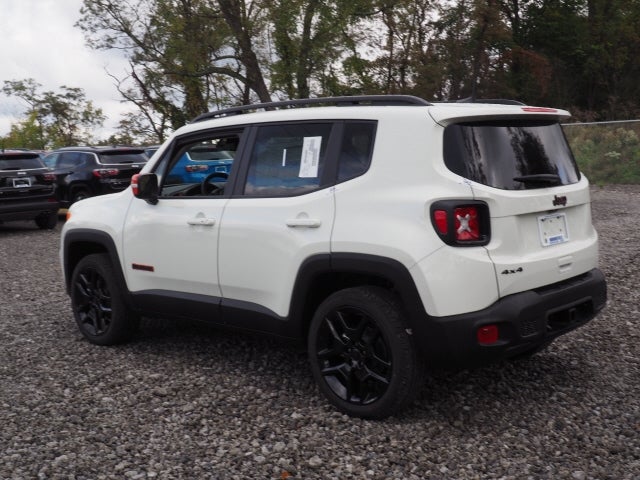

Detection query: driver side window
xmin=160 ymin=132 xmax=240 ymax=197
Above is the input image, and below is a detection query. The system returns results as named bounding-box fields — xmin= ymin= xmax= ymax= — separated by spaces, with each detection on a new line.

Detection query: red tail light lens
xmin=93 ymin=168 xmax=120 ymax=178
xmin=433 ymin=210 xmax=448 ymax=235
xmin=454 ymin=206 xmax=480 ymax=241
xmin=43 ymin=173 xmax=56 ymax=182
xmin=131 ymin=174 xmax=140 ymax=196
xmin=430 ymin=200 xmax=490 ymax=246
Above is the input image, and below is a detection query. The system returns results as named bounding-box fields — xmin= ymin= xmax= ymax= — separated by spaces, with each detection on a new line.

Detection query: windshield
xmin=98 ymin=151 xmax=148 ymax=164
xmin=443 ymin=120 xmax=580 ymax=190
xmin=0 ymin=155 xmax=45 ymax=170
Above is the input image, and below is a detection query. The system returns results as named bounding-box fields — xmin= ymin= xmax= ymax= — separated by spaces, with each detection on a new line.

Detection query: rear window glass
xmin=443 ymin=120 xmax=580 ymax=190
xmin=0 ymin=154 xmax=44 ymax=170
xmin=98 ymin=151 xmax=147 ymax=164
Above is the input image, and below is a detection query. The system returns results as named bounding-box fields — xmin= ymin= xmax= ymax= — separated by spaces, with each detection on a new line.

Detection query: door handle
xmin=187 ymin=217 xmax=216 ymax=226
xmin=286 ymin=218 xmax=321 ymax=228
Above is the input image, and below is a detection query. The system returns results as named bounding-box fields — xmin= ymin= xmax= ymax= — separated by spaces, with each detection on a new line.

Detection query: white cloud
xmin=0 ymin=0 xmax=135 ymax=140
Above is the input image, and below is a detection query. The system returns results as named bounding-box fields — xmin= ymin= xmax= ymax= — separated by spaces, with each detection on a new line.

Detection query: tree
xmin=78 ymin=0 xmax=271 ymax=136
xmin=2 ymin=79 xmax=105 ymax=149
xmin=267 ymin=0 xmax=373 ymax=98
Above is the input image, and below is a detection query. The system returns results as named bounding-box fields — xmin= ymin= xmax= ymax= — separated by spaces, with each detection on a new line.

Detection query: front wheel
xmin=308 ymin=286 xmax=423 ymax=419
xmin=70 ymin=253 xmax=139 ymax=345
xmin=35 ymin=211 xmax=58 ymax=229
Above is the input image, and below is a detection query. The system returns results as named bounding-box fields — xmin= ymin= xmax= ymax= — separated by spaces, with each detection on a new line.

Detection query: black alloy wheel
xmin=71 ymin=188 xmax=91 ymax=204
xmin=308 ymin=286 xmax=423 ymax=419
xmin=316 ymin=306 xmax=392 ymax=405
xmin=70 ymin=253 xmax=138 ymax=345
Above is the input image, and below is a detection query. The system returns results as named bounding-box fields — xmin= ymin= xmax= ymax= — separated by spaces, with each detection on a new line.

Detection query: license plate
xmin=538 ymin=212 xmax=569 ymax=247
xmin=12 ymin=177 xmax=31 ymax=188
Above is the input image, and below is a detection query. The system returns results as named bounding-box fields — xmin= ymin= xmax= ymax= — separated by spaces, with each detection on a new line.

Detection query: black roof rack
xmin=191 ymin=95 xmax=432 ymax=123
xmin=455 ymin=97 xmax=526 ymax=106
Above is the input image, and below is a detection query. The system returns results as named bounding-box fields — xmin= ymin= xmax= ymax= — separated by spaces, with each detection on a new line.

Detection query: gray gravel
xmin=1 ymin=185 xmax=639 ymax=480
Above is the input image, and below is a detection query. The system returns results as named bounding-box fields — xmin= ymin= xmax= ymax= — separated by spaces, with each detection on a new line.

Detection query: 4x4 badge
xmin=553 ymin=195 xmax=567 ymax=206
xmin=501 ymin=267 xmax=523 ymax=275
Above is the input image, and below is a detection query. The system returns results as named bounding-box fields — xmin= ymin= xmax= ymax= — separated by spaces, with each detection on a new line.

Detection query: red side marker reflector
xmin=433 ymin=210 xmax=448 ymax=235
xmin=477 ymin=324 xmax=499 ymax=345
xmin=132 ymin=263 xmax=155 ymax=272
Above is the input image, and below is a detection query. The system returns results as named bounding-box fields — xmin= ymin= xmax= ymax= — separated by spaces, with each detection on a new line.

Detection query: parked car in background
xmin=43 ymin=146 xmax=147 ymax=207
xmin=0 ymin=150 xmax=59 ymax=229
xmin=143 ymin=145 xmax=161 ymax=158
xmin=165 ymin=146 xmax=234 ymax=184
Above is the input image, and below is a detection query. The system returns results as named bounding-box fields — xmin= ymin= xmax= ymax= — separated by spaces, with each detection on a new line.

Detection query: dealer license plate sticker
xmin=538 ymin=212 xmax=569 ymax=247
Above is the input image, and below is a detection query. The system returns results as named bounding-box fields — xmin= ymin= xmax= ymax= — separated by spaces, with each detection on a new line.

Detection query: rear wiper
xmin=513 ymin=174 xmax=561 ymax=185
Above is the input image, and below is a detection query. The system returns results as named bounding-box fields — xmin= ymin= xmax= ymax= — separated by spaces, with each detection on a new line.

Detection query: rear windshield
xmin=443 ymin=120 xmax=580 ymax=190
xmin=0 ymin=155 xmax=44 ymax=170
xmin=98 ymin=151 xmax=147 ymax=164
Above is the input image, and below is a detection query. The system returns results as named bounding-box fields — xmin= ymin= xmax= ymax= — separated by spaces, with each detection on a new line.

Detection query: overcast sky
xmin=0 ymin=0 xmax=132 ymax=139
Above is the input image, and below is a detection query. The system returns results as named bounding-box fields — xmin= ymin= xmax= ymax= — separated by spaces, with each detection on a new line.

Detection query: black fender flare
xmin=62 ymin=229 xmax=133 ymax=307
xmin=288 ymin=252 xmax=429 ymax=337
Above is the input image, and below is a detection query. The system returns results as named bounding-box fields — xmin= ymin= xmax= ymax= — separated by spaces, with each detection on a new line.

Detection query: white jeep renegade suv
xmin=60 ymin=95 xmax=607 ymax=419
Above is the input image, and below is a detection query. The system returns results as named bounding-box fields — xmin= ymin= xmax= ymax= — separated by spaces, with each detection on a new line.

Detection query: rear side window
xmin=59 ymin=152 xmax=91 ymax=168
xmin=338 ymin=122 xmax=376 ymax=182
xmin=443 ymin=120 xmax=580 ymax=190
xmin=244 ymin=123 xmax=331 ymax=196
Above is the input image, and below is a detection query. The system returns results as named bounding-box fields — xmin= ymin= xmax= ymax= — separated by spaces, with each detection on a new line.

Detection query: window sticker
xmin=299 ymin=136 xmax=321 ymax=178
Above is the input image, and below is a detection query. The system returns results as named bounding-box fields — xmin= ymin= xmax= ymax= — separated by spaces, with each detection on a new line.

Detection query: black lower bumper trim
xmin=414 ymin=268 xmax=607 ymax=369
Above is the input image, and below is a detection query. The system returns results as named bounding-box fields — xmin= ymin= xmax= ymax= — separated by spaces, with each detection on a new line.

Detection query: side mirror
xmin=131 ymin=173 xmax=159 ymax=205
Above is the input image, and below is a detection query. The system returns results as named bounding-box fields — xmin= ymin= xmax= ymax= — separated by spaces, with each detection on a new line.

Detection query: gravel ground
xmin=1 ymin=185 xmax=639 ymax=480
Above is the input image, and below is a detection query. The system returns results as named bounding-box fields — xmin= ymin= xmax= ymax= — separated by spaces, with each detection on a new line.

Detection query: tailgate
xmin=475 ymin=178 xmax=598 ymax=297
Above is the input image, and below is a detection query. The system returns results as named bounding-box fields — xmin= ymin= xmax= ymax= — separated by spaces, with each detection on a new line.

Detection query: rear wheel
xmin=70 ymin=187 xmax=91 ymax=204
xmin=35 ymin=211 xmax=58 ymax=229
xmin=308 ymin=286 xmax=423 ymax=419
xmin=70 ymin=253 xmax=139 ymax=345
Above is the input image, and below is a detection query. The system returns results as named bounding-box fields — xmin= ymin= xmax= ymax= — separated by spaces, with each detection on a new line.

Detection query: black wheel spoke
xmin=73 ymin=265 xmax=113 ymax=336
xmin=314 ymin=305 xmax=393 ymax=406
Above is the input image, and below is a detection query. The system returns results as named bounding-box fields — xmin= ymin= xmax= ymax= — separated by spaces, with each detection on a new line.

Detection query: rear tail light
xmin=43 ymin=173 xmax=56 ymax=182
xmin=185 ymin=164 xmax=208 ymax=172
xmin=454 ymin=206 xmax=480 ymax=241
xmin=131 ymin=174 xmax=140 ymax=196
xmin=93 ymin=168 xmax=120 ymax=178
xmin=430 ymin=200 xmax=490 ymax=246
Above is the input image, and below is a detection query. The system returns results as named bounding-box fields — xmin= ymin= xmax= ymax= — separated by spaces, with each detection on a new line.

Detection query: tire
xmin=70 ymin=253 xmax=139 ymax=345
xmin=70 ymin=188 xmax=91 ymax=204
xmin=308 ymin=286 xmax=424 ymax=419
xmin=34 ymin=211 xmax=58 ymax=229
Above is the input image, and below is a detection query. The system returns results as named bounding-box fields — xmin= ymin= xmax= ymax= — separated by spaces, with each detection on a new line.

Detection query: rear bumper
xmin=416 ymin=268 xmax=607 ymax=368
xmin=0 ymin=199 xmax=60 ymax=222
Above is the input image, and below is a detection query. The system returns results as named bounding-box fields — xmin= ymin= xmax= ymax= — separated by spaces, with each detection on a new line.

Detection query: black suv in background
xmin=0 ymin=150 xmax=59 ymax=229
xmin=43 ymin=146 xmax=148 ymax=207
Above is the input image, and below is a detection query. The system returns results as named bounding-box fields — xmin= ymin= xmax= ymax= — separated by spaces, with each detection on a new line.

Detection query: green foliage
xmin=564 ymin=122 xmax=640 ymax=184
xmin=2 ymin=79 xmax=104 ymax=149
xmin=4 ymin=0 xmax=640 ymax=156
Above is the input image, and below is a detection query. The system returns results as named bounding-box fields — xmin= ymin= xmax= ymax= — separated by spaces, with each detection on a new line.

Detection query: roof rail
xmin=191 ymin=95 xmax=432 ymax=123
xmin=456 ymin=97 xmax=526 ymax=106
